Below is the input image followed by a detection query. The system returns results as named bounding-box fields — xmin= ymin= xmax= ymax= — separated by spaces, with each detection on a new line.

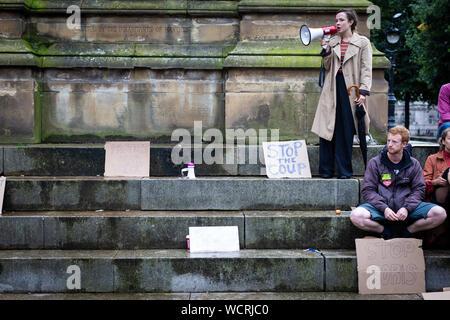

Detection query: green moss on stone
xmin=239 ymin=0 xmax=372 ymax=9
xmin=0 ymin=39 xmax=32 ymax=53
xmin=224 ymin=55 xmax=323 ymax=68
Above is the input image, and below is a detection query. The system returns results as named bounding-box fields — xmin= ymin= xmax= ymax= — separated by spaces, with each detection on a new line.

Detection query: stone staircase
xmin=0 ymin=143 xmax=449 ymax=298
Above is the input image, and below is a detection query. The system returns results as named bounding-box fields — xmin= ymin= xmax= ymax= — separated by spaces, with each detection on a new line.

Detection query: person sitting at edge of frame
xmin=436 ymin=83 xmax=450 ymax=140
xmin=422 ymin=127 xmax=450 ymax=246
xmin=350 ymin=125 xmax=447 ymax=239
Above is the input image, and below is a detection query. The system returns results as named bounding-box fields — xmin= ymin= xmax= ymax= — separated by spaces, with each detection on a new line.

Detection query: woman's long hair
xmin=438 ymin=127 xmax=450 ymax=151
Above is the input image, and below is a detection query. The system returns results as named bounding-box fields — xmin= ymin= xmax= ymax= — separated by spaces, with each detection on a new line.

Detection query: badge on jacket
xmin=382 ymin=173 xmax=392 ymax=187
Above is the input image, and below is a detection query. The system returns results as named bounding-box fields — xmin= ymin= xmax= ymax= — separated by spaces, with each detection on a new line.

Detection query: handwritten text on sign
xmin=355 ymin=238 xmax=425 ymax=294
xmin=262 ymin=140 xmax=311 ymax=178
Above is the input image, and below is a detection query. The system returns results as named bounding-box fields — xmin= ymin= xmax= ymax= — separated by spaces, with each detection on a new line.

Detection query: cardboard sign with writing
xmin=355 ymin=237 xmax=425 ymax=294
xmin=262 ymin=140 xmax=311 ymax=178
xmin=0 ymin=177 xmax=5 ymax=216
xmin=188 ymin=226 xmax=240 ymax=253
xmin=104 ymin=141 xmax=150 ymax=177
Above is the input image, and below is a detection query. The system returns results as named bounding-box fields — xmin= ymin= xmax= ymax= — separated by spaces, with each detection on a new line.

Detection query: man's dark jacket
xmin=361 ymin=148 xmax=425 ymax=213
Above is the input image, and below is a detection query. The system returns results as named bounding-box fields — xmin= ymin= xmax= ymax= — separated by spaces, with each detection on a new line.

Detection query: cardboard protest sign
xmin=0 ymin=177 xmax=5 ymax=215
xmin=188 ymin=226 xmax=240 ymax=253
xmin=262 ymin=140 xmax=311 ymax=178
xmin=104 ymin=141 xmax=150 ymax=177
xmin=355 ymin=237 xmax=425 ymax=294
xmin=422 ymin=290 xmax=450 ymax=300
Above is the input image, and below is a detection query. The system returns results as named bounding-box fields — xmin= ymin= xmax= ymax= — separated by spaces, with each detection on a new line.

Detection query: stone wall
xmin=0 ymin=0 xmax=389 ymax=144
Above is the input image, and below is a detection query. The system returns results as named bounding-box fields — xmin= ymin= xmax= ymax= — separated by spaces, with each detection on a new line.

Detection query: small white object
xmin=181 ymin=162 xmax=196 ymax=179
xmin=188 ymin=226 xmax=240 ymax=253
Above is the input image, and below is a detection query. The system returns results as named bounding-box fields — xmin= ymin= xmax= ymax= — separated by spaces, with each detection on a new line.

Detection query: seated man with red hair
xmin=350 ymin=126 xmax=447 ymax=239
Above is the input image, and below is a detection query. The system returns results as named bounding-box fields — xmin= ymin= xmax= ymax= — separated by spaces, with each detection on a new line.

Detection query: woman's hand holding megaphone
xmin=321 ymin=35 xmax=331 ymax=51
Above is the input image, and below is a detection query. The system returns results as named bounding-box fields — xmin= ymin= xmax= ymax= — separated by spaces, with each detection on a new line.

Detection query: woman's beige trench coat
xmin=311 ymin=32 xmax=372 ymax=141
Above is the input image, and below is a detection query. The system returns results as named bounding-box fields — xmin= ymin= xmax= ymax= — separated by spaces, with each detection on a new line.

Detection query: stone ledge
xmin=3 ymin=0 xmax=373 ymax=15
xmin=0 ymin=39 xmax=388 ymax=69
xmin=0 ymin=249 xmax=448 ymax=293
xmin=4 ymin=178 xmax=141 ymax=211
xmin=238 ymin=0 xmax=373 ymax=13
xmin=224 ymin=41 xmax=389 ymax=69
xmin=0 ymin=249 xmax=324 ymax=292
xmin=141 ymin=177 xmax=359 ymax=210
xmin=0 ymin=292 xmax=424 ymax=300
xmin=0 ymin=210 xmax=369 ymax=250
xmin=0 ymin=0 xmax=23 ymax=10
xmin=0 ymin=144 xmax=439 ymax=177
xmin=0 ymin=211 xmax=246 ymax=250
xmin=322 ymin=250 xmax=450 ymax=292
xmin=3 ymin=177 xmax=359 ymax=211
xmin=20 ymin=0 xmax=239 ymax=16
xmin=0 ymin=40 xmax=235 ymax=58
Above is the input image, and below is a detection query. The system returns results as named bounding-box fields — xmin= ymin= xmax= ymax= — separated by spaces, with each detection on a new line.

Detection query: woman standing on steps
xmin=311 ymin=9 xmax=372 ymax=179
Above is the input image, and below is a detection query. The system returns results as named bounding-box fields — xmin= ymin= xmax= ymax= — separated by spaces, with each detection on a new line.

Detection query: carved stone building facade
xmin=0 ymin=0 xmax=389 ymax=144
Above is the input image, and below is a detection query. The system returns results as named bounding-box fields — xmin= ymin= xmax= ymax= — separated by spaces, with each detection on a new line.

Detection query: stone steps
xmin=3 ymin=177 xmax=359 ymax=211
xmin=0 ymin=210 xmax=366 ymax=250
xmin=1 ymin=143 xmax=447 ymax=296
xmin=0 ymin=292 xmax=423 ymax=300
xmin=0 ymin=249 xmax=448 ymax=293
xmin=0 ymin=144 xmax=438 ymax=177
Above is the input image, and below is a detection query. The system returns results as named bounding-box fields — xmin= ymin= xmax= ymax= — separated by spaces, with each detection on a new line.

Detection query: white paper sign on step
xmin=0 ymin=176 xmax=6 ymax=215
xmin=188 ymin=226 xmax=240 ymax=253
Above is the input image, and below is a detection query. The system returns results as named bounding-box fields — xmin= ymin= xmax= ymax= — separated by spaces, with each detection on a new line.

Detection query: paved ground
xmin=0 ymin=292 xmax=423 ymax=300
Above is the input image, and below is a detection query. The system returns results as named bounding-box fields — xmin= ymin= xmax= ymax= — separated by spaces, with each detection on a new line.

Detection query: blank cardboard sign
xmin=422 ymin=291 xmax=450 ymax=300
xmin=104 ymin=141 xmax=150 ymax=177
xmin=0 ymin=177 xmax=5 ymax=215
xmin=188 ymin=226 xmax=240 ymax=253
xmin=356 ymin=237 xmax=425 ymax=294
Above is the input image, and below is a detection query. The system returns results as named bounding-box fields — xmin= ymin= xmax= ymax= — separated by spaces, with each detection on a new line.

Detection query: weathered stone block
xmin=191 ymin=18 xmax=239 ymax=43
xmin=0 ymin=216 xmax=44 ymax=249
xmin=42 ymin=212 xmax=244 ymax=250
xmin=226 ymin=69 xmax=321 ymax=141
xmin=113 ymin=249 xmax=324 ymax=292
xmin=322 ymin=250 xmax=358 ymax=292
xmin=4 ymin=178 xmax=140 ymax=211
xmin=226 ymin=92 xmax=306 ymax=140
xmin=411 ymin=144 xmax=439 ymax=168
xmin=0 ymin=251 xmax=115 ymax=292
xmin=0 ymin=12 xmax=24 ymax=39
xmin=240 ymin=13 xmax=369 ymax=41
xmin=0 ymin=68 xmax=38 ymax=143
xmin=424 ymin=251 xmax=450 ymax=291
xmin=141 ymin=178 xmax=360 ymax=210
xmin=245 ymin=212 xmax=367 ymax=249
xmin=31 ymin=16 xmax=84 ymax=41
xmin=3 ymin=145 xmax=105 ymax=176
xmin=86 ymin=17 xmax=190 ymax=43
xmin=40 ymin=69 xmax=224 ymax=141
xmin=152 ymin=144 xmax=238 ymax=176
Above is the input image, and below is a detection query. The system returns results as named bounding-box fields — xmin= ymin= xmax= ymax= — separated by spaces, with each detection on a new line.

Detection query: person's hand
xmin=321 ymin=37 xmax=330 ymax=50
xmin=384 ymin=207 xmax=398 ymax=221
xmin=396 ymin=207 xmax=408 ymax=221
xmin=432 ymin=176 xmax=448 ymax=187
xmin=355 ymin=94 xmax=366 ymax=105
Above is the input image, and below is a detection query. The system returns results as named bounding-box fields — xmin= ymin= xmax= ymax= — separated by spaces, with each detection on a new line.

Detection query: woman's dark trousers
xmin=319 ymin=72 xmax=356 ymax=177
